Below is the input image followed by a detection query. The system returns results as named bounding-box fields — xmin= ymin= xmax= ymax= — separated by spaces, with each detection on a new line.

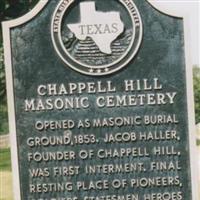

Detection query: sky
xmin=180 ymin=0 xmax=199 ymax=66
xmin=189 ymin=1 xmax=199 ymax=66
xmin=154 ymin=0 xmax=200 ymax=66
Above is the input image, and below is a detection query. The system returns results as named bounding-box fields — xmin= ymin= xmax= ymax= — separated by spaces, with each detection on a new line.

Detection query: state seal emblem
xmin=51 ymin=0 xmax=143 ymax=76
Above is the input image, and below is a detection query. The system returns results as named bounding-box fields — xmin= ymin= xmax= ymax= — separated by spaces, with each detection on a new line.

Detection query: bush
xmin=193 ymin=66 xmax=200 ymax=124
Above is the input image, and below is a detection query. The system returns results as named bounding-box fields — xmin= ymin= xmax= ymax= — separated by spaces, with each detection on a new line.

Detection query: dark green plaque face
xmin=3 ymin=0 xmax=196 ymax=199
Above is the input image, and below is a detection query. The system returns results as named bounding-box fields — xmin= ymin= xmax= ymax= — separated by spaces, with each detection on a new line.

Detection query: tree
xmin=0 ymin=45 xmax=5 ymax=100
xmin=0 ymin=0 xmax=39 ymax=21
xmin=193 ymin=65 xmax=200 ymax=124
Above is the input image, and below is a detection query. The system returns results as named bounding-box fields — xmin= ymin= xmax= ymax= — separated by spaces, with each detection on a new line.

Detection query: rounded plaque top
xmin=51 ymin=0 xmax=143 ymax=76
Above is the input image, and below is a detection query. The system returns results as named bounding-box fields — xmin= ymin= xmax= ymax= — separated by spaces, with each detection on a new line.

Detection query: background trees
xmin=193 ymin=66 xmax=200 ymax=124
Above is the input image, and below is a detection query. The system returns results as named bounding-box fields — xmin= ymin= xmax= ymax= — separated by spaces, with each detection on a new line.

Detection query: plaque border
xmin=2 ymin=1 xmax=48 ymax=199
xmin=148 ymin=3 xmax=198 ymax=200
xmin=2 ymin=0 xmax=198 ymax=199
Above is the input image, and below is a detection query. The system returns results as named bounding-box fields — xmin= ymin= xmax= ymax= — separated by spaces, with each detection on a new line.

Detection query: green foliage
xmin=0 ymin=44 xmax=5 ymax=99
xmin=0 ymin=148 xmax=11 ymax=171
xmin=0 ymin=102 xmax=8 ymax=135
xmin=0 ymin=0 xmax=39 ymax=20
xmin=193 ymin=66 xmax=200 ymax=124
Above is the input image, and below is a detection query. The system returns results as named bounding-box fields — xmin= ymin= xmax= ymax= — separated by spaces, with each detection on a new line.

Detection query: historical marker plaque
xmin=2 ymin=0 xmax=197 ymax=199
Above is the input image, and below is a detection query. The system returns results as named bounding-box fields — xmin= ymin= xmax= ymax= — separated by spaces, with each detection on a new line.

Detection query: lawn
xmin=0 ymin=148 xmax=13 ymax=200
xmin=0 ymin=149 xmax=11 ymax=171
xmin=0 ymin=171 xmax=13 ymax=200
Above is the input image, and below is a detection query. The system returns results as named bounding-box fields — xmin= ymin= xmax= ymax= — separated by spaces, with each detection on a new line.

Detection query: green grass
xmin=0 ymin=148 xmax=13 ymax=200
xmin=0 ymin=148 xmax=11 ymax=171
xmin=0 ymin=171 xmax=13 ymax=200
xmin=0 ymin=102 xmax=9 ymax=136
